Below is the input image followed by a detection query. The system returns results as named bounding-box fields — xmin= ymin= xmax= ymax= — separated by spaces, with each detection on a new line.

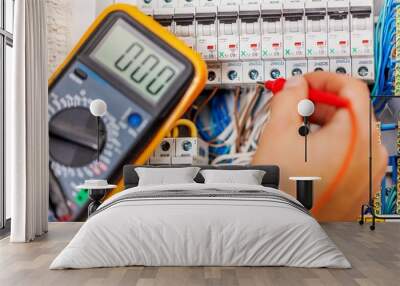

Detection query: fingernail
xmin=284 ymin=76 xmax=303 ymax=89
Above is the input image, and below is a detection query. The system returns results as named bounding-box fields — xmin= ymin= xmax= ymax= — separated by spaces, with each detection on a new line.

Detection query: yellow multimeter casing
xmin=48 ymin=4 xmax=206 ymax=215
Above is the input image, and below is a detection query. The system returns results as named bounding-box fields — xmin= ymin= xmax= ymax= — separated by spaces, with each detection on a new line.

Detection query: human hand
xmin=252 ymin=72 xmax=388 ymax=221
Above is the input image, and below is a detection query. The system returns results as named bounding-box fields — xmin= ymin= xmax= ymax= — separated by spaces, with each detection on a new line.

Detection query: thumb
xmin=269 ymin=76 xmax=309 ymax=125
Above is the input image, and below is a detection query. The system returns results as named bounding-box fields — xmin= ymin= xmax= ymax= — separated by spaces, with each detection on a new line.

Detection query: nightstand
xmin=76 ymin=180 xmax=116 ymax=216
xmin=289 ymin=177 xmax=321 ymax=210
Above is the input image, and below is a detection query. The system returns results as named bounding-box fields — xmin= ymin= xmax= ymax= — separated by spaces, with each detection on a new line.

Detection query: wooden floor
xmin=0 ymin=222 xmax=399 ymax=286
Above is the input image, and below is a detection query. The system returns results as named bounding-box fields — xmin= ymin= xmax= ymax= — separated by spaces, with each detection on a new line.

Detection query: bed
xmin=50 ymin=165 xmax=351 ymax=269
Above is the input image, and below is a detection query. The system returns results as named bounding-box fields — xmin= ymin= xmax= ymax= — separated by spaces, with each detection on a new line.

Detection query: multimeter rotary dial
xmin=50 ymin=107 xmax=107 ymax=167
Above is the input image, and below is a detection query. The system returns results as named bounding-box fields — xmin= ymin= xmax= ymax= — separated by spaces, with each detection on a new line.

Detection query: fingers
xmin=269 ymin=76 xmax=309 ymax=126
xmin=304 ymin=72 xmax=359 ymax=94
xmin=303 ymin=72 xmax=370 ymax=133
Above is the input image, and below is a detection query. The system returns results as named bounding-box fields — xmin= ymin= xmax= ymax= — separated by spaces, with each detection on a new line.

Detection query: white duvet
xmin=50 ymin=183 xmax=351 ymax=269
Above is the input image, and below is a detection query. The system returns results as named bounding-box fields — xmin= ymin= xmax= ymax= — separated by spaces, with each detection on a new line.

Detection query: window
xmin=0 ymin=0 xmax=14 ymax=230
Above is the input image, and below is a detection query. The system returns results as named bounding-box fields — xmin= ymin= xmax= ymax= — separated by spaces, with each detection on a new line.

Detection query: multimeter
xmin=48 ymin=4 xmax=207 ymax=220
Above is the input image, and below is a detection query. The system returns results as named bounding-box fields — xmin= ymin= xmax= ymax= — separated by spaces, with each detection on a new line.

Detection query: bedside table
xmin=76 ymin=180 xmax=116 ymax=216
xmin=289 ymin=177 xmax=321 ymax=210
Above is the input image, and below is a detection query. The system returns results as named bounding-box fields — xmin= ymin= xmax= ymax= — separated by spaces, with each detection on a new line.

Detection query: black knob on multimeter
xmin=49 ymin=107 xmax=107 ymax=167
xmin=48 ymin=4 xmax=206 ymax=221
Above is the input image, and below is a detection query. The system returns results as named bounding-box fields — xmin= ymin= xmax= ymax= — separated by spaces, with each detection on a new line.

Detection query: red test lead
xmin=258 ymin=78 xmax=350 ymax=109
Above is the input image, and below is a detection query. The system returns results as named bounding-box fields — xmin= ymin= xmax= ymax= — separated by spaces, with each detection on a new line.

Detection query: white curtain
xmin=8 ymin=0 xmax=49 ymax=242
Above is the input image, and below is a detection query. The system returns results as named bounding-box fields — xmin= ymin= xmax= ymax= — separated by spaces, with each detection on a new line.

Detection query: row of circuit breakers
xmin=134 ymin=0 xmax=375 ymax=84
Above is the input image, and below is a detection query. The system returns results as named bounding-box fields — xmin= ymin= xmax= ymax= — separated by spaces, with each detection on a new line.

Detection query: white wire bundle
xmin=209 ymin=87 xmax=272 ymax=165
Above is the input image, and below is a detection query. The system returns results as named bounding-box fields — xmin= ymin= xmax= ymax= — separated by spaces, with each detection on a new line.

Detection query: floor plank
xmin=0 ymin=222 xmax=399 ymax=286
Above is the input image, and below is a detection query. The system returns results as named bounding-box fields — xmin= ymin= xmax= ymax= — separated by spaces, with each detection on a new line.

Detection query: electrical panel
xmin=135 ymin=0 xmax=374 ymax=85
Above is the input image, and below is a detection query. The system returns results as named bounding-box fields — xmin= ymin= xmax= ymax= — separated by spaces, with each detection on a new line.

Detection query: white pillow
xmin=200 ymin=169 xmax=266 ymax=185
xmin=135 ymin=167 xmax=200 ymax=186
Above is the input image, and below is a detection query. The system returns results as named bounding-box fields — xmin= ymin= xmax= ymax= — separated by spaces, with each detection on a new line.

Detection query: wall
xmin=46 ymin=0 xmax=96 ymax=75
xmin=46 ymin=0 xmax=71 ymax=76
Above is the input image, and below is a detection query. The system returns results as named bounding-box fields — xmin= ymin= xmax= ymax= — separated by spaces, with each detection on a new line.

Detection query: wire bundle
xmin=194 ymin=87 xmax=272 ymax=165
xmin=382 ymin=186 xmax=397 ymax=214
xmin=373 ymin=0 xmax=398 ymax=110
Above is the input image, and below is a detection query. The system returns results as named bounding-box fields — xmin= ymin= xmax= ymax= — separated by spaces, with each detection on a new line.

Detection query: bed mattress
xmin=50 ymin=183 xmax=351 ymax=269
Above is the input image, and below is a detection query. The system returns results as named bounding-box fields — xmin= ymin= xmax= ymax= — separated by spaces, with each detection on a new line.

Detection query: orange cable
xmin=312 ymin=103 xmax=358 ymax=216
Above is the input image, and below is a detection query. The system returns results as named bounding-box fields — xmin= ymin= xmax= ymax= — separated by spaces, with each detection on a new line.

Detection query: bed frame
xmin=123 ymin=165 xmax=280 ymax=189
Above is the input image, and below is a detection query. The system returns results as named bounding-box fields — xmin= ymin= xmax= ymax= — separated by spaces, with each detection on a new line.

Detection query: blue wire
xmin=373 ymin=0 xmax=397 ymax=105
xmin=381 ymin=123 xmax=398 ymax=131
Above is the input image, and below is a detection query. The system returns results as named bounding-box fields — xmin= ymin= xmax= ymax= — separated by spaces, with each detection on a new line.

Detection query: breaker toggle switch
xmin=239 ymin=9 xmax=261 ymax=60
xmin=350 ymin=0 xmax=373 ymax=57
xmin=283 ymin=1 xmax=306 ymax=59
xmin=174 ymin=10 xmax=196 ymax=49
xmin=196 ymin=9 xmax=218 ymax=61
xmin=305 ymin=1 xmax=328 ymax=58
xmin=327 ymin=1 xmax=350 ymax=58
xmin=217 ymin=10 xmax=240 ymax=61
xmin=261 ymin=4 xmax=283 ymax=60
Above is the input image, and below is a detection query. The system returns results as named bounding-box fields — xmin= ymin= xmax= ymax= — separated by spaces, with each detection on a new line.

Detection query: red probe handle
xmin=264 ymin=78 xmax=349 ymax=108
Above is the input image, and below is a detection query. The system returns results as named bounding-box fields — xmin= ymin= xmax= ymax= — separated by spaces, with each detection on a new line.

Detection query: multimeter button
xmin=128 ymin=113 xmax=143 ymax=128
xmin=74 ymin=68 xmax=88 ymax=80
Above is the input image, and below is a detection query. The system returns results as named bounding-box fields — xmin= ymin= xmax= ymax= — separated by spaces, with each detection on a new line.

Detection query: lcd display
xmin=91 ymin=19 xmax=185 ymax=104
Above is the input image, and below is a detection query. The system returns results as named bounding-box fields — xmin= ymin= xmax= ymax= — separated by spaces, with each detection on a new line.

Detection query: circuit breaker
xmin=308 ymin=58 xmax=329 ymax=72
xmin=222 ymin=62 xmax=243 ymax=84
xmin=239 ymin=8 xmax=261 ymax=60
xmin=243 ymin=61 xmax=264 ymax=83
xmin=305 ymin=0 xmax=328 ymax=58
xmin=196 ymin=8 xmax=218 ymax=61
xmin=350 ymin=0 xmax=373 ymax=57
xmin=329 ymin=57 xmax=351 ymax=75
xmin=174 ymin=8 xmax=196 ymax=49
xmin=261 ymin=2 xmax=284 ymax=59
xmin=283 ymin=0 xmax=306 ymax=59
xmin=286 ymin=59 xmax=308 ymax=77
xmin=327 ymin=0 xmax=350 ymax=58
xmin=218 ymin=9 xmax=240 ymax=61
xmin=264 ymin=60 xmax=286 ymax=81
